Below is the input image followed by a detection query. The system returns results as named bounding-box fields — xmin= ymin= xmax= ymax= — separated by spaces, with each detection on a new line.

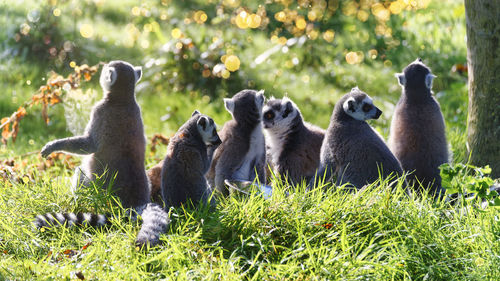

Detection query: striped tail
xmin=135 ymin=203 xmax=170 ymax=247
xmin=34 ymin=212 xmax=110 ymax=228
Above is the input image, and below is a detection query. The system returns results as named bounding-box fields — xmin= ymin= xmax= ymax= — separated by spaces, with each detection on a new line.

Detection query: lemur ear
xmin=224 ymin=98 xmax=234 ymax=114
xmin=256 ymin=89 xmax=265 ymax=105
xmin=425 ymin=73 xmax=436 ymax=89
xmin=351 ymin=86 xmax=360 ymax=92
xmin=257 ymin=90 xmax=265 ymax=99
xmin=282 ymin=101 xmax=293 ymax=118
xmin=192 ymin=110 xmax=200 ymax=117
xmin=395 ymin=73 xmax=406 ymax=86
xmin=348 ymin=100 xmax=355 ymax=112
xmin=134 ymin=66 xmax=142 ymax=83
xmin=197 ymin=116 xmax=207 ymax=130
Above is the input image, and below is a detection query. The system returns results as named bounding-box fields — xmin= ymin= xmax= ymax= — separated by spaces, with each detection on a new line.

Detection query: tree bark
xmin=464 ymin=0 xmax=500 ymax=178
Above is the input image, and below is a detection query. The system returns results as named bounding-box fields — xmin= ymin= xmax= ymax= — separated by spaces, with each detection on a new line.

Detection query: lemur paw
xmin=40 ymin=143 xmax=54 ymax=158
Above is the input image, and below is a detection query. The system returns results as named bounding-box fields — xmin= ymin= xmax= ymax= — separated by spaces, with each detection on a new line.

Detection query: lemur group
xmin=35 ymin=58 xmax=449 ymax=247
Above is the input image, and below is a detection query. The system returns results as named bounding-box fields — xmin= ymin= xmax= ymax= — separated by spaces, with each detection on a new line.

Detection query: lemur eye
xmin=212 ymin=128 xmax=217 ymax=136
xmin=264 ymin=111 xmax=274 ymax=120
xmin=362 ymin=104 xmax=372 ymax=112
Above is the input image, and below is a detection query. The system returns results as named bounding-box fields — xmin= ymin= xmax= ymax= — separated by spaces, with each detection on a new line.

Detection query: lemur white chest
xmin=264 ymin=126 xmax=289 ymax=167
xmin=233 ymin=124 xmax=265 ymax=180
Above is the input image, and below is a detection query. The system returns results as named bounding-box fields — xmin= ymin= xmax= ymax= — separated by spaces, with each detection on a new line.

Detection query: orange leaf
xmin=11 ymin=120 xmax=19 ymax=142
xmin=42 ymin=104 xmax=49 ymax=124
xmin=16 ymin=107 xmax=27 ymax=119
xmin=1 ymin=120 xmax=10 ymax=139
xmin=322 ymin=223 xmax=333 ymax=229
xmin=81 ymin=242 xmax=92 ymax=250
xmin=84 ymin=72 xmax=91 ymax=81
xmin=49 ymin=95 xmax=62 ymax=105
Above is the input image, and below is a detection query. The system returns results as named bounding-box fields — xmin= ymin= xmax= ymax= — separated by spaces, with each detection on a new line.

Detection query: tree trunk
xmin=464 ymin=0 xmax=500 ymax=178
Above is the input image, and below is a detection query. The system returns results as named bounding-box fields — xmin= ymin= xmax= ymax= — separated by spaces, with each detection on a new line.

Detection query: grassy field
xmin=1 ymin=0 xmax=498 ymax=280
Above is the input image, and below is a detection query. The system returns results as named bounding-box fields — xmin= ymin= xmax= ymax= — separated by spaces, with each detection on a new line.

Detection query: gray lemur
xmin=36 ymin=61 xmax=169 ymax=247
xmin=388 ymin=59 xmax=449 ymax=195
xmin=207 ymin=89 xmax=266 ymax=195
xmin=317 ymin=87 xmax=403 ymax=189
xmin=134 ymin=111 xmax=221 ymax=246
xmin=40 ymin=60 xmax=149 ymax=208
xmin=161 ymin=110 xmax=221 ymax=208
xmin=262 ymin=97 xmax=325 ymax=185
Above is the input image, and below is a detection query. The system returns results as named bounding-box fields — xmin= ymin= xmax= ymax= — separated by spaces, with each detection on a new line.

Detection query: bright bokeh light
xmin=171 ymin=28 xmax=182 ymax=39
xmin=131 ymin=6 xmax=140 ymax=16
xmin=224 ymin=55 xmax=240 ymax=72
xmin=80 ymin=24 xmax=94 ymax=38
xmin=295 ymin=18 xmax=306 ymax=30
xmin=247 ymin=14 xmax=261 ymax=28
xmin=194 ymin=10 xmax=208 ymax=24
xmin=323 ymin=30 xmax=335 ymax=42
xmin=346 ymin=51 xmax=364 ymax=64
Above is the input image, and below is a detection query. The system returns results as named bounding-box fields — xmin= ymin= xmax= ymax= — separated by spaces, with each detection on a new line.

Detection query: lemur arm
xmin=41 ymin=134 xmax=97 ymax=158
xmin=255 ymin=153 xmax=266 ymax=184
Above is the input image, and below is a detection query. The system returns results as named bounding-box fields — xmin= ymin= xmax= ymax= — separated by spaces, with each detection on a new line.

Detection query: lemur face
xmin=99 ymin=60 xmax=142 ymax=92
xmin=193 ymin=111 xmax=222 ymax=146
xmin=262 ymin=97 xmax=298 ymax=130
xmin=343 ymin=88 xmax=382 ymax=121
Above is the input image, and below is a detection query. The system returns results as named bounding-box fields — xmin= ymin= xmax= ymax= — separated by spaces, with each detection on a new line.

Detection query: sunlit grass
xmin=1 ymin=169 xmax=499 ymax=279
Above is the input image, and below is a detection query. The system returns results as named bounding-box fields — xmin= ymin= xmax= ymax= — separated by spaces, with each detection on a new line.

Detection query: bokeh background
xmin=0 ymin=0 xmax=467 ymax=164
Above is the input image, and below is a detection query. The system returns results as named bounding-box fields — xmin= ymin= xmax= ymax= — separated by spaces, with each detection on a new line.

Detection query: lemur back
xmin=161 ymin=111 xmax=221 ymax=207
xmin=263 ymin=97 xmax=325 ymax=185
xmin=389 ymin=59 xmax=449 ymax=195
xmin=319 ymin=88 xmax=403 ymax=189
xmin=207 ymin=89 xmax=266 ymax=195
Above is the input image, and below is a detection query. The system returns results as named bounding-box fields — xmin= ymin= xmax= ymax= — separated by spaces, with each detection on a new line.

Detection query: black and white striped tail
xmin=34 ymin=212 xmax=110 ymax=228
xmin=135 ymin=203 xmax=170 ymax=247
xmin=34 ymin=203 xmax=169 ymax=247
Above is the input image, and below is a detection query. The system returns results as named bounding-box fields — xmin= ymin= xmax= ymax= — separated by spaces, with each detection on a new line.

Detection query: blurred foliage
xmin=440 ymin=163 xmax=499 ymax=207
xmin=4 ymin=1 xmax=76 ymax=65
xmin=2 ymin=0 xmax=467 ymax=97
xmin=0 ymin=0 xmax=468 ymax=159
xmin=0 ymin=63 xmax=100 ymax=144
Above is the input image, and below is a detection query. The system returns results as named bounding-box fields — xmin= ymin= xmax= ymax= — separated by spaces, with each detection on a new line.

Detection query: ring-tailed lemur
xmin=389 ymin=59 xmax=449 ymax=196
xmin=207 ymin=89 xmax=266 ymax=195
xmin=161 ymin=110 xmax=221 ymax=207
xmin=134 ymin=110 xmax=222 ymax=245
xmin=262 ymin=97 xmax=325 ymax=185
xmin=317 ymin=87 xmax=403 ymax=189
xmin=36 ymin=61 xmax=169 ymax=247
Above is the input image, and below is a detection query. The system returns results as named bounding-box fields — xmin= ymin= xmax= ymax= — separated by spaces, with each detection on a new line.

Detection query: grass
xmin=1 ymin=0 xmax=499 ymax=280
xmin=1 ymin=175 xmax=499 ymax=280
